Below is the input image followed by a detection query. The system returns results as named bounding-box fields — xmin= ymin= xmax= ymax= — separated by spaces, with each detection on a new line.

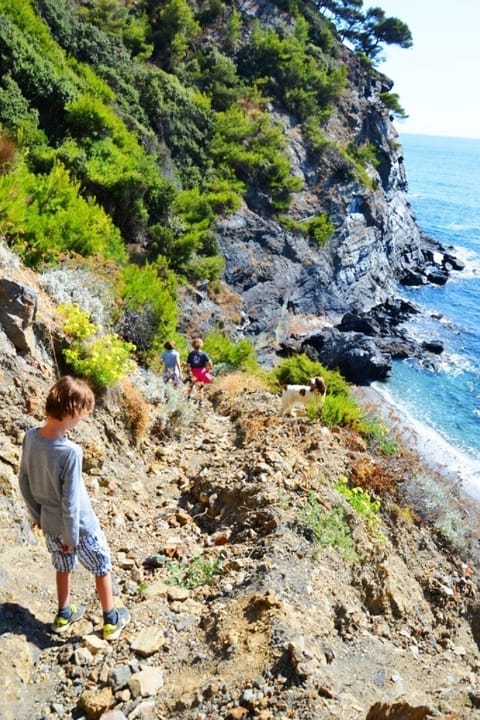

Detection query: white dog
xmin=280 ymin=376 xmax=327 ymax=415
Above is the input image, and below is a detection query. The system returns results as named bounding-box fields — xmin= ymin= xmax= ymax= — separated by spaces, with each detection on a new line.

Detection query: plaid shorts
xmin=45 ymin=530 xmax=112 ymax=576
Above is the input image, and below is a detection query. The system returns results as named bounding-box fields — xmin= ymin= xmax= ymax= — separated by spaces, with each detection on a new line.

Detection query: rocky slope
xmin=2 ymin=264 xmax=480 ymax=720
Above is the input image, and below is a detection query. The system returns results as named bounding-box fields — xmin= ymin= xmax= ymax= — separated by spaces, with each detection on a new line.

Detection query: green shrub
xmin=379 ymin=91 xmax=407 ymax=119
xmin=311 ymin=392 xmax=364 ymax=430
xmin=210 ymin=103 xmax=302 ymax=210
xmin=359 ymin=416 xmax=400 ymax=455
xmin=165 ymin=556 xmax=222 ymax=589
xmin=203 ymin=329 xmax=259 ymax=372
xmin=272 ymin=354 xmax=350 ymax=397
xmin=335 ymin=475 xmax=384 ymax=538
xmin=60 ymin=302 xmax=96 ymax=339
xmin=116 ymin=262 xmax=178 ymax=362
xmin=150 ymin=0 xmax=201 ymax=71
xmin=60 ymin=303 xmax=135 ymax=388
xmin=272 ymin=354 xmax=328 ymax=387
xmin=0 ymin=158 xmax=126 ymax=266
xmin=302 ymin=494 xmax=358 ymax=561
xmin=303 ymin=117 xmax=332 ymax=157
xmin=237 ymin=18 xmax=346 ymax=120
xmin=304 ymin=213 xmax=335 ymax=246
xmin=183 ymin=253 xmax=225 ymax=282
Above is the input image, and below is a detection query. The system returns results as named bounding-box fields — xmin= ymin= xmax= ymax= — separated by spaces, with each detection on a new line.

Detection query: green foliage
xmin=59 ymin=302 xmax=96 ymax=340
xmin=379 ymin=91 xmax=407 ymax=119
xmin=136 ymin=67 xmax=215 ymax=186
xmin=272 ymin=354 xmax=379 ymax=432
xmin=302 ymin=117 xmax=332 ymax=157
xmin=237 ymin=18 xmax=346 ymax=120
xmin=272 ymin=354 xmax=347 ymax=392
xmin=359 ymin=416 xmax=400 ymax=455
xmin=186 ymin=44 xmax=242 ymax=111
xmin=335 ymin=475 xmax=383 ymax=537
xmin=0 ymin=8 xmax=76 ymax=135
xmin=165 ymin=180 xmax=241 ymax=278
xmin=278 ymin=212 xmax=335 ymax=245
xmin=353 ymin=8 xmax=412 ymax=61
xmin=347 ymin=141 xmax=380 ymax=169
xmin=0 ymin=158 xmax=126 ymax=267
xmin=116 ymin=261 xmax=178 ymax=362
xmin=225 ymin=9 xmax=242 ymax=52
xmin=302 ymin=494 xmax=357 ymax=561
xmin=149 ymin=0 xmax=201 ymax=71
xmin=183 ymin=253 xmax=225 ymax=282
xmin=304 ymin=213 xmax=335 ymax=246
xmin=165 ymin=556 xmax=222 ymax=589
xmin=211 ymin=103 xmax=302 ymax=210
xmin=60 ymin=303 xmax=136 ymax=388
xmin=0 ymin=74 xmax=42 ymax=142
xmin=336 ymin=143 xmax=377 ymax=190
xmin=203 ymin=330 xmax=259 ymax=372
xmin=311 ymin=392 xmax=364 ymax=430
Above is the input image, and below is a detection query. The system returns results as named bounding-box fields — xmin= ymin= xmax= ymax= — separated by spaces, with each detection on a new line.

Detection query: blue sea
xmin=371 ymin=134 xmax=480 ymax=499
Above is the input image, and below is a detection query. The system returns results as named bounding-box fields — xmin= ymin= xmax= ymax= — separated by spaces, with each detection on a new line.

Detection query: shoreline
xmin=354 ymin=383 xmax=480 ymax=532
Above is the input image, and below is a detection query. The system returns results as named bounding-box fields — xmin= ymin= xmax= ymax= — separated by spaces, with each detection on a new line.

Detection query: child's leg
xmin=95 ymin=572 xmax=115 ymax=613
xmin=45 ymin=537 xmax=84 ymax=632
xmin=56 ymin=570 xmax=72 ymax=610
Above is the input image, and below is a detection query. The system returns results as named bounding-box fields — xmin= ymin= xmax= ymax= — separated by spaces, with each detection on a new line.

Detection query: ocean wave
xmin=366 ymin=382 xmax=480 ymax=502
xmin=435 ymin=351 xmax=477 ymax=376
xmin=446 ymin=245 xmax=480 ymax=278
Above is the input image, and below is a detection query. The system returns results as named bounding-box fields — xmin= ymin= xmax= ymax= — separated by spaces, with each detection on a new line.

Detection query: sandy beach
xmin=354 ymin=382 xmax=480 ymax=514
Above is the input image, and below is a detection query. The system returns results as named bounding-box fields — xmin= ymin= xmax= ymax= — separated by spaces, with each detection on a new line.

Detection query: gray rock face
xmin=0 ymin=276 xmax=38 ymax=353
xmin=181 ymin=44 xmax=455 ymax=361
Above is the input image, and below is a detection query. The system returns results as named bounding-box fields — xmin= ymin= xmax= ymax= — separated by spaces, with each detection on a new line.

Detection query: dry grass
xmin=212 ymin=371 xmax=270 ymax=396
xmin=0 ymin=136 xmax=17 ymax=171
xmin=207 ymin=281 xmax=243 ymax=324
xmin=121 ymin=380 xmax=150 ymax=444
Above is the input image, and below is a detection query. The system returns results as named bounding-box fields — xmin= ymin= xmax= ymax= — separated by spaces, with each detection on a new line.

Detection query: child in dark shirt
xmin=186 ymin=337 xmax=214 ymax=404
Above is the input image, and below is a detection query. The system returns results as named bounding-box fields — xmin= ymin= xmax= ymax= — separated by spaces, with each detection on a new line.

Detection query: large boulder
xmin=301 ymin=328 xmax=392 ymax=384
xmin=0 ymin=277 xmax=38 ymax=353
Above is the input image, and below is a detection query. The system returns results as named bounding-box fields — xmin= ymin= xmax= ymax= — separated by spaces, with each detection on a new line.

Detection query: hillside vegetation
xmin=0 ymin=0 xmax=410 ymax=366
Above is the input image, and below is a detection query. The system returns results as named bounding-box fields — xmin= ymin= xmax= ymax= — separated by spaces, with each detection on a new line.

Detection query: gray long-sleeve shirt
xmin=18 ymin=428 xmax=99 ymax=547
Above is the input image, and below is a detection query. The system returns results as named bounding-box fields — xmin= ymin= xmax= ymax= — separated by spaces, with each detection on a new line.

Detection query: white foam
xmin=446 ymin=245 xmax=480 ymax=278
xmin=361 ymin=383 xmax=480 ymax=504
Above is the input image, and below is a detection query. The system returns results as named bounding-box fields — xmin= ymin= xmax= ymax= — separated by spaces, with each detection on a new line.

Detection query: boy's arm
xmin=18 ymin=459 xmax=41 ymax=527
xmin=60 ymin=450 xmax=81 ymax=547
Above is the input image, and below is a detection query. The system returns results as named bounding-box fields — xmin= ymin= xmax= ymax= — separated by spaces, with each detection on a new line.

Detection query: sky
xmin=365 ymin=0 xmax=480 ymax=139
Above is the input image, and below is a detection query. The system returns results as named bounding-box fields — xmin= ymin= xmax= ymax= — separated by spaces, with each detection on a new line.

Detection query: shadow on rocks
xmin=0 ymin=602 xmax=62 ymax=650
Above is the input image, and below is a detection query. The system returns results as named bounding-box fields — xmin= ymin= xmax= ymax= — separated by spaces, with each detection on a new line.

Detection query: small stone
xmin=84 ymin=635 xmax=110 ymax=655
xmin=167 ymin=586 xmax=190 ymax=602
xmin=131 ymin=627 xmax=165 ymax=657
xmin=77 ymin=686 xmax=113 ymax=719
xmin=108 ymin=664 xmax=132 ymax=691
xmin=128 ymin=667 xmax=164 ymax=698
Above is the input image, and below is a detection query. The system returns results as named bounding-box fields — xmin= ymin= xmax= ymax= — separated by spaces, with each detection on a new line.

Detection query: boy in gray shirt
xmin=19 ymin=375 xmax=129 ymax=640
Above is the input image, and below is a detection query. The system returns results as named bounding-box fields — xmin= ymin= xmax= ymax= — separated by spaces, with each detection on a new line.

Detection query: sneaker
xmin=51 ymin=603 xmax=85 ymax=634
xmin=103 ymin=607 xmax=130 ymax=641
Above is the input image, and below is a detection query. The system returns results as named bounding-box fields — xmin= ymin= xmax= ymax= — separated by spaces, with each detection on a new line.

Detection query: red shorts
xmin=191 ymin=367 xmax=213 ymax=384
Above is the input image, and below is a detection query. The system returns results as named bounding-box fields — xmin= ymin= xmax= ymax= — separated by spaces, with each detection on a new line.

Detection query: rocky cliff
xmin=179 ymin=29 xmax=458 ymax=369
